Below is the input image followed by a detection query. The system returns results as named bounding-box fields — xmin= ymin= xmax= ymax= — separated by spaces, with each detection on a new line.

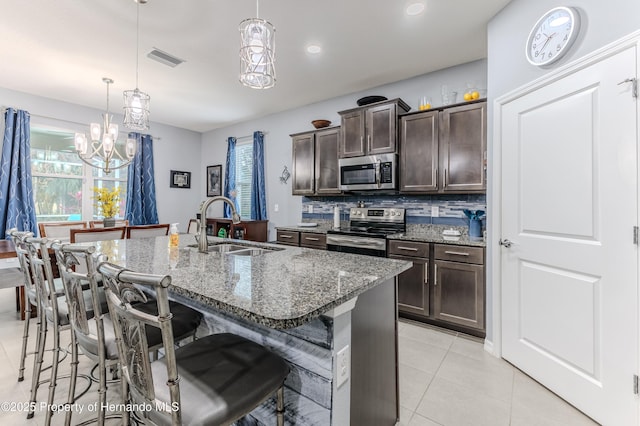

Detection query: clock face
xmin=526 ymin=7 xmax=580 ymax=66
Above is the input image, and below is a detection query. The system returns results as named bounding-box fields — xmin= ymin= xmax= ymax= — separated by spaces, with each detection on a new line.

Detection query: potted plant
xmin=93 ymin=186 xmax=122 ymax=227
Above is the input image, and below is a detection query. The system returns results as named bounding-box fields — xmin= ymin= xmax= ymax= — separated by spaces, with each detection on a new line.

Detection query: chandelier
xmin=239 ymin=0 xmax=276 ymax=89
xmin=123 ymin=0 xmax=150 ymax=130
xmin=74 ymin=78 xmax=136 ymax=174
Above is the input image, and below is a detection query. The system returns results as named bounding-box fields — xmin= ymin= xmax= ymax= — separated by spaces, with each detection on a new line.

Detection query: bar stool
xmin=10 ymin=232 xmax=92 ymax=425
xmin=98 ymin=261 xmax=290 ymax=426
xmin=53 ymin=243 xmax=204 ymax=426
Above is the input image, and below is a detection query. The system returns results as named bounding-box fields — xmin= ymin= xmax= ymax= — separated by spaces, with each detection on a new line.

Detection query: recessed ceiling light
xmin=406 ymin=2 xmax=425 ymax=16
xmin=306 ymin=44 xmax=322 ymax=54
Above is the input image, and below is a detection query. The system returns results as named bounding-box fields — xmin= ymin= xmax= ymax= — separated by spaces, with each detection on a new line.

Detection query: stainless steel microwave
xmin=339 ymin=153 xmax=397 ymax=191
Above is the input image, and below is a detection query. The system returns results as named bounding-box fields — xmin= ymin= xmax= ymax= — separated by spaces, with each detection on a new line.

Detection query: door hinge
xmin=634 ymin=374 xmax=639 ymax=395
xmin=618 ymin=78 xmax=638 ymax=98
xmin=634 ymin=226 xmax=639 ymax=245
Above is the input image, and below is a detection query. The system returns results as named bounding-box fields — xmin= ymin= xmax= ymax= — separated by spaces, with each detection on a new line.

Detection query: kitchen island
xmin=85 ymin=235 xmax=411 ymax=425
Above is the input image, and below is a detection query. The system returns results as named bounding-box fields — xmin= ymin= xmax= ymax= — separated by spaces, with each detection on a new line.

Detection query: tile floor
xmin=0 ymin=287 xmax=599 ymax=425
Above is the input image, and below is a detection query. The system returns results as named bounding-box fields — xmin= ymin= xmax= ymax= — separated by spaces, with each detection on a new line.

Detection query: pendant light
xmin=239 ymin=0 xmax=276 ymax=89
xmin=74 ymin=78 xmax=137 ymax=174
xmin=123 ymin=0 xmax=150 ymax=130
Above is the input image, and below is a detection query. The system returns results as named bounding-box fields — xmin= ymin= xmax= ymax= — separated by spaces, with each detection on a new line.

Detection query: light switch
xmin=432 ymin=206 xmax=439 ymax=217
xmin=274 ymin=204 xmax=279 ymax=212
xmin=308 ymin=205 xmax=314 ymax=213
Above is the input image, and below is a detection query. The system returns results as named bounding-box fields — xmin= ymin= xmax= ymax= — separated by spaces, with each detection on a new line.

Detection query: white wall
xmin=0 ymin=87 xmax=202 ymax=232
xmin=487 ymin=0 xmax=640 ymax=342
xmin=200 ymin=59 xmax=488 ymax=240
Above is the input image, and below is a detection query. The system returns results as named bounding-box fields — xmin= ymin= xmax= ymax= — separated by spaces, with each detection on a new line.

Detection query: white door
xmin=501 ymin=45 xmax=638 ymax=425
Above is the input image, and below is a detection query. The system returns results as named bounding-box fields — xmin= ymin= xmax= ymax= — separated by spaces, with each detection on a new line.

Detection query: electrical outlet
xmin=308 ymin=205 xmax=314 ymax=213
xmin=274 ymin=204 xmax=279 ymax=212
xmin=336 ymin=345 xmax=350 ymax=388
xmin=432 ymin=206 xmax=439 ymax=217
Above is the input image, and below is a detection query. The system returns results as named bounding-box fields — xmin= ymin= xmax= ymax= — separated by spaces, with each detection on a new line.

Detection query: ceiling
xmin=0 ymin=0 xmax=511 ymax=133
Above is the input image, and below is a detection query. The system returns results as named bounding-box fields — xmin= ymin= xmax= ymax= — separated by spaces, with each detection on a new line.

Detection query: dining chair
xmin=70 ymin=226 xmax=127 ymax=243
xmin=98 ymin=261 xmax=290 ymax=426
xmin=38 ymin=221 xmax=87 ymax=242
xmin=11 ymin=232 xmax=92 ymax=425
xmin=89 ymin=219 xmax=129 ymax=228
xmin=126 ymin=223 xmax=170 ymax=239
xmin=187 ymin=218 xmax=199 ymax=234
xmin=53 ymin=244 xmax=204 ymax=426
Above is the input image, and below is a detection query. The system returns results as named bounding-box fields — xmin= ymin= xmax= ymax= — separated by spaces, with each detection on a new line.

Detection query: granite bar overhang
xmin=83 ymin=235 xmax=412 ymax=329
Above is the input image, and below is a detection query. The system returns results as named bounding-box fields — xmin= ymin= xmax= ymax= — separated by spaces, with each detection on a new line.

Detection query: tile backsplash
xmin=301 ymin=194 xmax=486 ymax=227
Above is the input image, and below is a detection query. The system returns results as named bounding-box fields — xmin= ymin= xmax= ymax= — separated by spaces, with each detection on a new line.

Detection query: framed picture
xmin=170 ymin=170 xmax=191 ymax=189
xmin=207 ymin=165 xmax=222 ymax=196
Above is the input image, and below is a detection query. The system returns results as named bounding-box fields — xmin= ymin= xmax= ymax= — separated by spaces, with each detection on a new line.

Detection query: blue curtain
xmin=250 ymin=131 xmax=267 ymax=220
xmin=125 ymin=133 xmax=158 ymax=225
xmin=223 ymin=137 xmax=239 ymax=219
xmin=0 ymin=108 xmax=37 ymax=239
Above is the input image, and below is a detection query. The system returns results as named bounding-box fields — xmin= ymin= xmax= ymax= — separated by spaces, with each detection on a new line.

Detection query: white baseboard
xmin=483 ymin=339 xmax=497 ymax=357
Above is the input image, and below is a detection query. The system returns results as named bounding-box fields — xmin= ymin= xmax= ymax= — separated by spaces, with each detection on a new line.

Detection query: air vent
xmin=147 ymin=48 xmax=185 ymax=68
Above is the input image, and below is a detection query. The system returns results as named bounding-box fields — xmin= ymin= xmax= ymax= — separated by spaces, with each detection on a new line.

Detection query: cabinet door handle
xmin=435 ymin=167 xmax=438 ymax=187
xmin=304 ymin=237 xmax=320 ymax=241
xmin=367 ymin=134 xmax=371 ymax=153
xmin=434 ymin=264 xmax=437 ymax=286
xmin=280 ymin=235 xmax=293 ymax=239
xmin=397 ymin=246 xmax=418 ymax=252
xmin=444 ymin=168 xmax=448 ymax=187
xmin=424 ymin=263 xmax=428 ymax=285
xmin=444 ymin=250 xmax=470 ymax=256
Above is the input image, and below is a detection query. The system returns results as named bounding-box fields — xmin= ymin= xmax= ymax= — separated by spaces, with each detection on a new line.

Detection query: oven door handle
xmin=329 ymin=236 xmax=380 ymax=246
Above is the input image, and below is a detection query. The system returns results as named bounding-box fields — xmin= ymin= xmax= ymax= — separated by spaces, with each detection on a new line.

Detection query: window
xmin=234 ymin=142 xmax=253 ymax=219
xmin=30 ymin=127 xmax=127 ymax=222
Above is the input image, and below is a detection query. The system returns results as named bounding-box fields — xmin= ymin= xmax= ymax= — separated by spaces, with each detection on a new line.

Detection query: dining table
xmin=0 ymin=240 xmax=31 ymax=320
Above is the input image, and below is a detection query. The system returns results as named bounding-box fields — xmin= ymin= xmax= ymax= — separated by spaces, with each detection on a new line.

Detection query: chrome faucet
xmin=198 ymin=196 xmax=241 ymax=253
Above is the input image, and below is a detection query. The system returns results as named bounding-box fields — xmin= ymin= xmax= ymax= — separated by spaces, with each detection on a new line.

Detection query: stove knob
xmin=390 ymin=211 xmax=396 ymax=216
xmin=384 ymin=211 xmax=390 ymax=217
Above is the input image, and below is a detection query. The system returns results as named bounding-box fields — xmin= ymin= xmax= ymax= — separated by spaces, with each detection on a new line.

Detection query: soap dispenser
xmin=169 ymin=223 xmax=180 ymax=247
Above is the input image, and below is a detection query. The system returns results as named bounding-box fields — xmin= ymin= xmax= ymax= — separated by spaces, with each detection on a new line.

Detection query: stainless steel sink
xmin=187 ymin=242 xmax=281 ymax=256
xmin=207 ymin=244 xmax=252 ymax=253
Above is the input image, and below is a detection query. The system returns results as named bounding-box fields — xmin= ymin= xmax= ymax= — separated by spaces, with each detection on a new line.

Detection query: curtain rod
xmin=235 ymin=131 xmax=267 ymax=141
xmin=2 ymin=107 xmax=162 ymax=140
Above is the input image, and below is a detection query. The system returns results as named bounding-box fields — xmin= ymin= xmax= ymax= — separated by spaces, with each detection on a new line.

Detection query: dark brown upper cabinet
xmin=339 ymin=99 xmax=410 ymax=158
xmin=399 ymin=100 xmax=486 ymax=193
xmin=291 ymin=127 xmax=341 ymax=196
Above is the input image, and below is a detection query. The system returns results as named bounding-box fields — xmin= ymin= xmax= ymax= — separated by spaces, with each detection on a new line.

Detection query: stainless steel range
xmin=326 ymin=207 xmax=406 ymax=257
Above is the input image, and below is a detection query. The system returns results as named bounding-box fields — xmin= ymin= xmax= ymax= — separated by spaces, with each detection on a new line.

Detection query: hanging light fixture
xmin=239 ymin=0 xmax=276 ymax=89
xmin=74 ymin=78 xmax=137 ymax=175
xmin=123 ymin=0 xmax=150 ymax=130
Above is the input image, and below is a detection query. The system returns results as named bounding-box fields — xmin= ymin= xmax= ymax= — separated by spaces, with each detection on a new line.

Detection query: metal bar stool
xmin=10 ymin=231 xmax=92 ymax=425
xmin=53 ymin=243 xmax=204 ymax=426
xmin=99 ymin=260 xmax=290 ymax=426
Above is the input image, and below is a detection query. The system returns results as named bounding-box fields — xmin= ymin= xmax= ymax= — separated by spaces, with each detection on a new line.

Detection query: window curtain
xmin=223 ymin=136 xmax=239 ymax=219
xmin=0 ymin=108 xmax=37 ymax=238
xmin=250 ymin=131 xmax=267 ymax=220
xmin=125 ymin=133 xmax=158 ymax=225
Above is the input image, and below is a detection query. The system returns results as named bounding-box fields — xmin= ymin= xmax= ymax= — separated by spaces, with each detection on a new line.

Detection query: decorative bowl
xmin=356 ymin=95 xmax=387 ymax=106
xmin=312 ymin=119 xmax=331 ymax=129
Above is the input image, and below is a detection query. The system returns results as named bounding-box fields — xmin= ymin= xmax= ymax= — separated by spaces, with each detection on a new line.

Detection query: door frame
xmin=490 ymin=29 xmax=640 ymax=376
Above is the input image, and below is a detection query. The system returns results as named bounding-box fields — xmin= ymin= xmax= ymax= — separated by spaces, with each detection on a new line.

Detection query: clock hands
xmin=540 ymin=32 xmax=557 ymax=53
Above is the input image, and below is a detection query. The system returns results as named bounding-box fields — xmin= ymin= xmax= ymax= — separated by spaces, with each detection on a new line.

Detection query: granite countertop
xmin=276 ymin=223 xmax=486 ymax=247
xmin=84 ymin=235 xmax=411 ymax=329
xmin=275 ymin=222 xmax=335 ymax=234
xmin=388 ymin=224 xmax=486 ymax=248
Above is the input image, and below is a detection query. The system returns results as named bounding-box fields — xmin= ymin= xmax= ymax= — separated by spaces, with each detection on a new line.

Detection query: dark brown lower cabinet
xmin=433 ymin=244 xmax=485 ymax=331
xmin=388 ymin=240 xmax=429 ymax=317
xmin=392 ymin=241 xmax=486 ymax=336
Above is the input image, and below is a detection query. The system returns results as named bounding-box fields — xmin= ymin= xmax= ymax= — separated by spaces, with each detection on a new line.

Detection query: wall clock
xmin=525 ymin=6 xmax=580 ymax=67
